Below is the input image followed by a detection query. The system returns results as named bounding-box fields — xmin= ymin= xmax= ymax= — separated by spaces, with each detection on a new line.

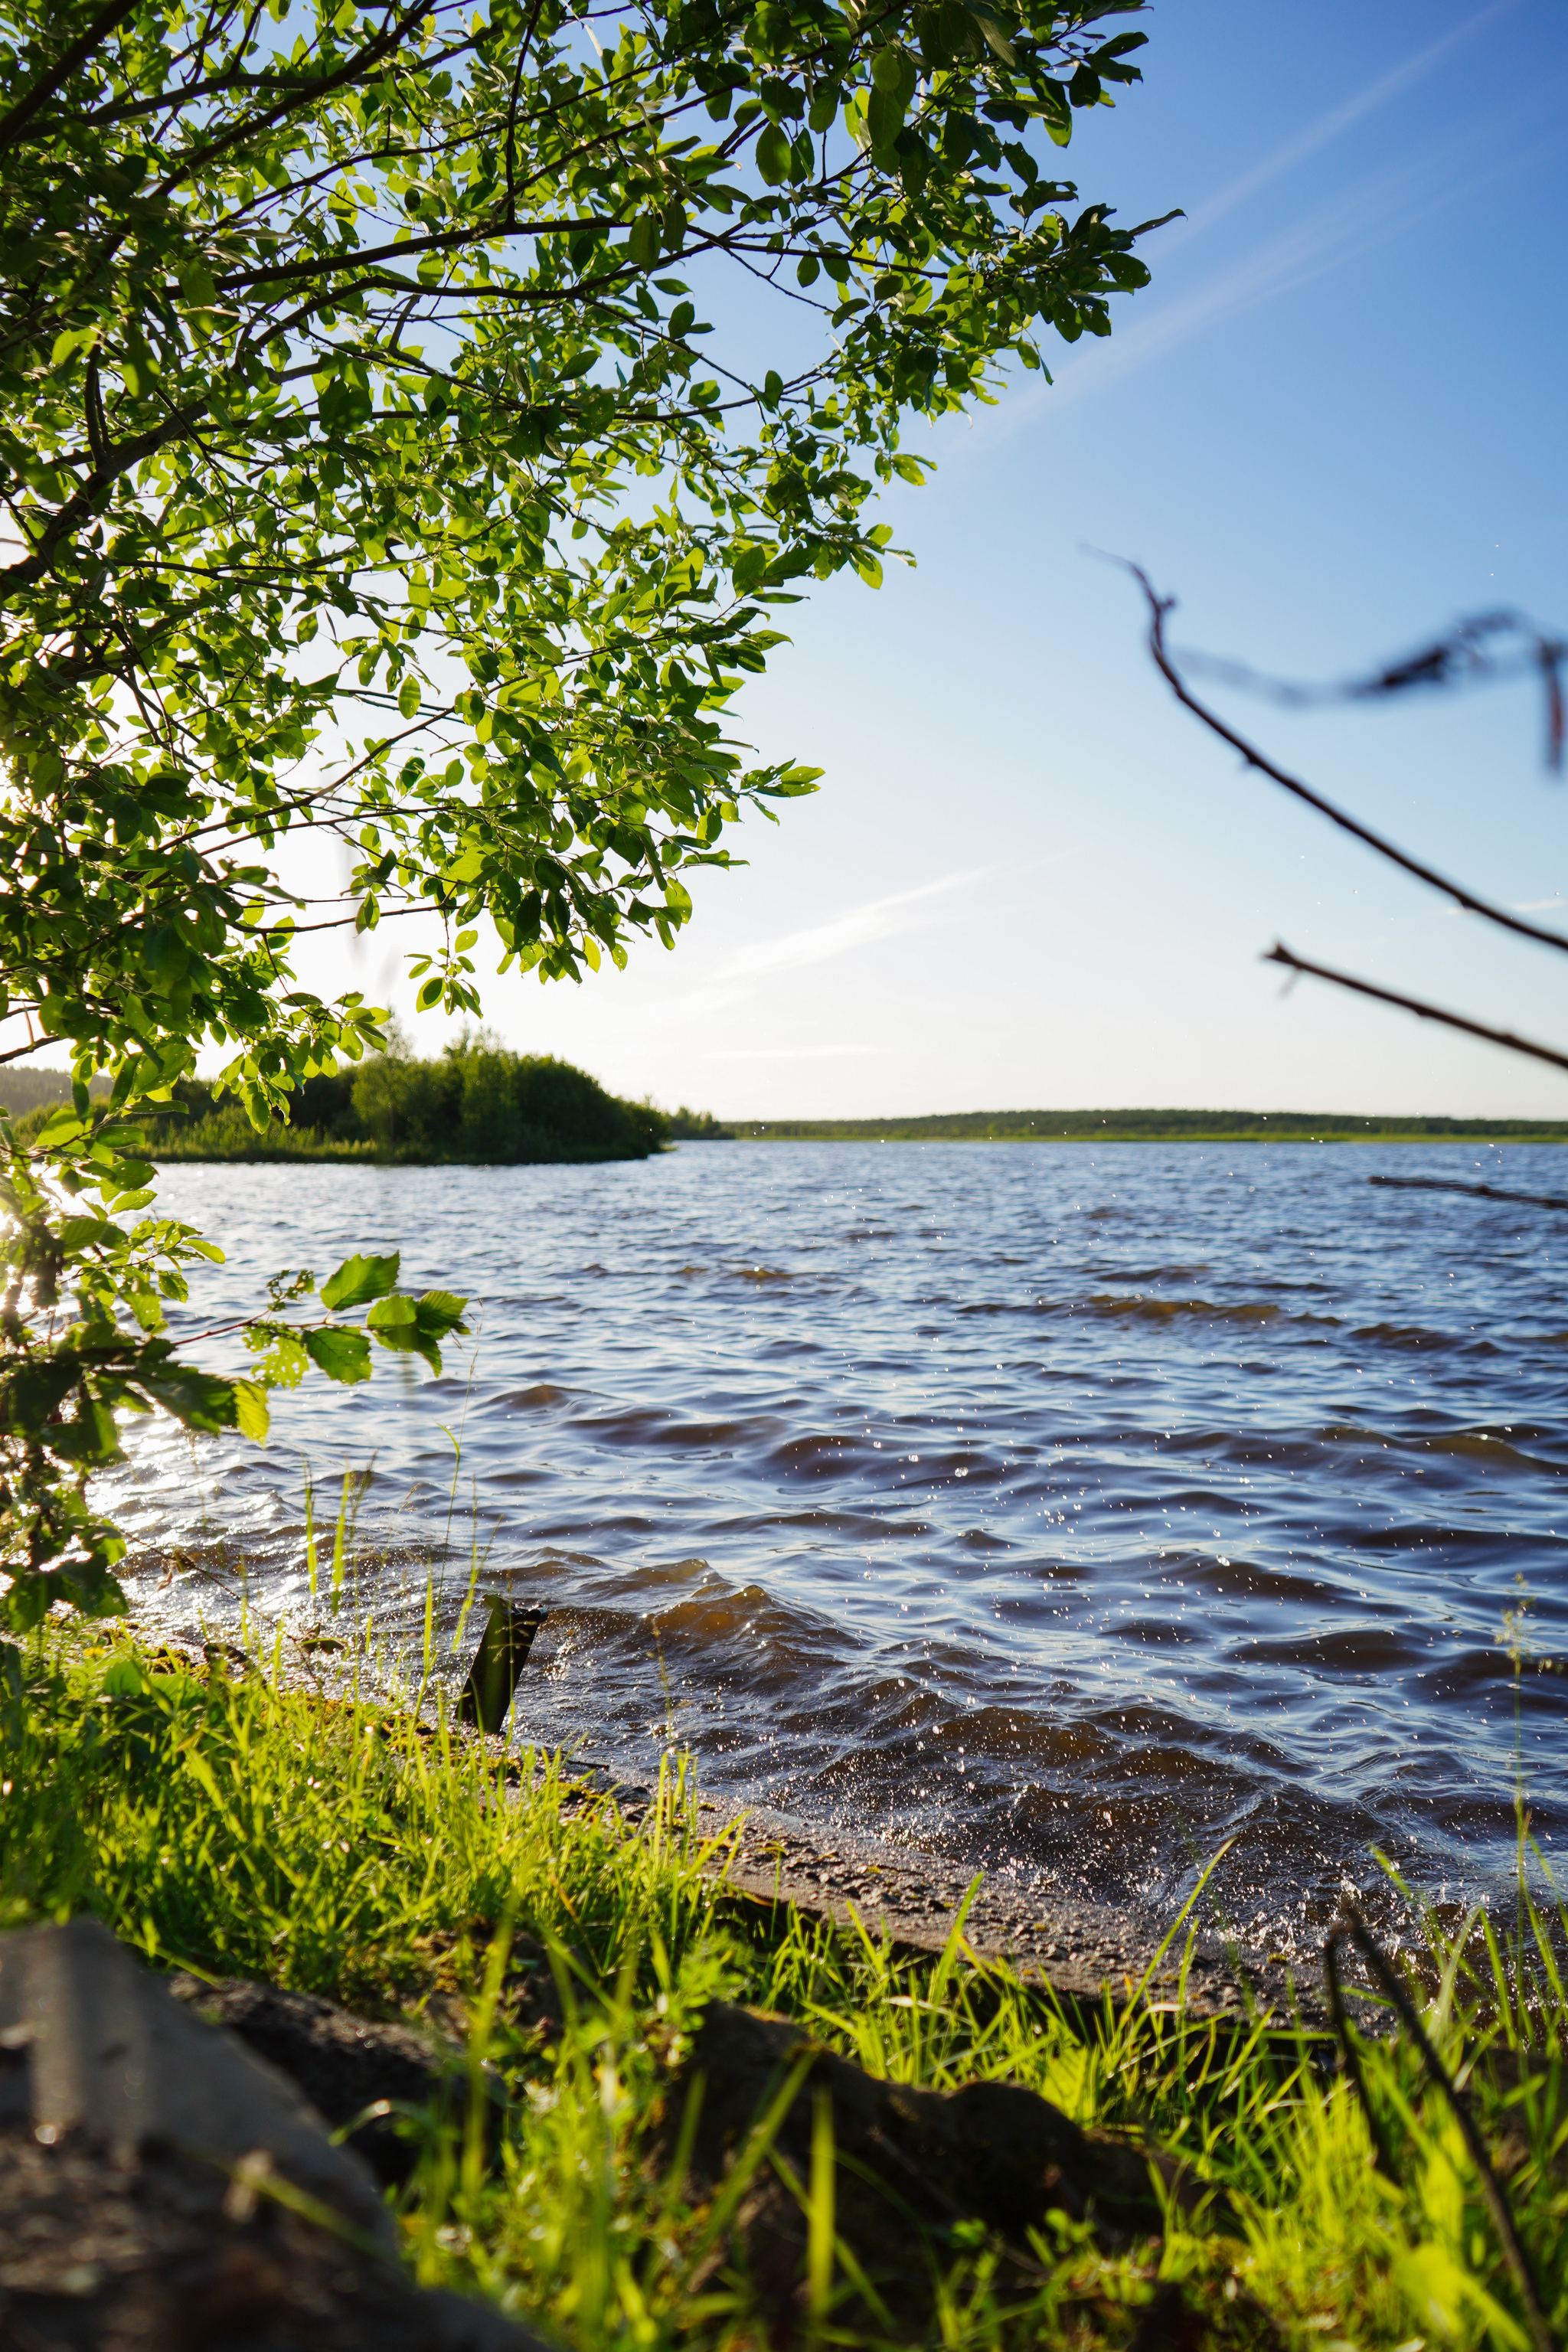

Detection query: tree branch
xmin=1264 ymin=942 xmax=1568 ymax=1078
xmin=0 ymin=0 xmax=143 ymax=159
xmin=1367 ymin=1173 xmax=1568 ymax=1213
xmin=1130 ymin=564 xmax=1568 ymax=961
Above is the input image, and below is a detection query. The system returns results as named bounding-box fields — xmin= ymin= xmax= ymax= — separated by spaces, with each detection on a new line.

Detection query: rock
xmin=664 ymin=2001 xmax=1215 ymax=2340
xmin=0 ymin=1918 xmax=547 ymax=2351
xmin=168 ymin=1978 xmax=482 ymax=2187
xmin=0 ymin=1916 xmax=393 ymax=2248
xmin=168 ymin=1936 xmax=565 ymax=2189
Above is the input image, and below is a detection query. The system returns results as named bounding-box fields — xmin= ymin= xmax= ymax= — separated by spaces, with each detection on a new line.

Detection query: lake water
xmin=109 ymin=1143 xmax=1568 ymax=1952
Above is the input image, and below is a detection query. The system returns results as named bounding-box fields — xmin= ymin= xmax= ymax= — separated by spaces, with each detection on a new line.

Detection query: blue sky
xmin=311 ymin=0 xmax=1568 ymax=1119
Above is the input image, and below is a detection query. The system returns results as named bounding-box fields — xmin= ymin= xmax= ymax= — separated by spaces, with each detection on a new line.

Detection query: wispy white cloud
xmin=715 ymin=864 xmax=1000 ymax=982
xmin=1158 ymin=0 xmax=1521 ymax=257
xmin=704 ymin=1041 xmax=896 ymax=1060
xmin=962 ymin=10 xmax=1557 ymax=443
xmin=537 ymin=858 xmax=1047 ymax=1041
xmin=1036 ymin=103 xmax=1557 ymax=417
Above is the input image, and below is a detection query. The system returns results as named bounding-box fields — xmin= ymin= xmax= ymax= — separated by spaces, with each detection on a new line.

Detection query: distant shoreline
xmin=717 ymin=1110 xmax=1568 ymax=1145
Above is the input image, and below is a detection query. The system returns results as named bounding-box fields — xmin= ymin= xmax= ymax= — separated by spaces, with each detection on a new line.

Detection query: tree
xmin=0 ymin=0 xmax=1168 ymax=1628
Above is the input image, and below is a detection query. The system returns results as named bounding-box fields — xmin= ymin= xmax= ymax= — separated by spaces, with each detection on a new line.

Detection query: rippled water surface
xmin=111 ymin=1143 xmax=1568 ymax=1941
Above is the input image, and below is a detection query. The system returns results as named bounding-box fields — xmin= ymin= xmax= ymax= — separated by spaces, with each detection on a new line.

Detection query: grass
xmin=5 ymin=1623 xmax=1568 ymax=2352
xmin=146 ymin=1101 xmax=383 ymax=1161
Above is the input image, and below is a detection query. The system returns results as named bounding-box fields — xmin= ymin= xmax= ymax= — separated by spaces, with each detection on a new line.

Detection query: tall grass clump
xmin=5 ymin=1623 xmax=1568 ymax=2352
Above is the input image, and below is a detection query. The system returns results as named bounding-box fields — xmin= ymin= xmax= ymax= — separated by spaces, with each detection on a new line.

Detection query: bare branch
xmin=1265 ymin=942 xmax=1568 ymax=1079
xmin=1177 ymin=608 xmax=1566 ymax=775
xmin=1128 ymin=564 xmax=1568 ymax=960
xmin=1368 ymin=1174 xmax=1568 ymax=1213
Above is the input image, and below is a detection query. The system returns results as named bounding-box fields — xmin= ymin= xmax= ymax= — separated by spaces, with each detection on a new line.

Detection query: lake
xmin=109 ymin=1142 xmax=1568 ymax=1954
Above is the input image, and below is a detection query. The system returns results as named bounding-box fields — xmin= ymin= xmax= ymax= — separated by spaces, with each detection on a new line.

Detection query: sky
xmin=297 ymin=0 xmax=1568 ymax=1119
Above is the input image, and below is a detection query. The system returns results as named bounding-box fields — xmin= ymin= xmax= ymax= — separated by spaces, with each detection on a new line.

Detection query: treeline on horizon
xmin=0 ymin=1040 xmax=726 ymax=1165
xmin=725 ymin=1108 xmax=1568 ymax=1142
xmin=2 ymin=1067 xmax=1562 ymax=1151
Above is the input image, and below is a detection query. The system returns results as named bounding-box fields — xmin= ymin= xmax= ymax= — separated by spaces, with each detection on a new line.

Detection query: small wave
xmin=1227 ymin=1624 xmax=1419 ymax=1674
xmin=765 ymin=1432 xmax=880 ymax=1478
xmin=1078 ymin=1294 xmax=1284 ymax=1326
xmin=1180 ymin=1553 xmax=1340 ymax=1605
xmin=1418 ymin=1429 xmax=1567 ymax=1474
xmin=716 ymin=1507 xmax=936 ymax=1540
xmin=1085 ymin=1264 xmax=1214 ymax=1285
xmin=1106 ymin=1615 xmax=1206 ymax=1647
xmin=1350 ymin=1320 xmax=1498 ymax=1354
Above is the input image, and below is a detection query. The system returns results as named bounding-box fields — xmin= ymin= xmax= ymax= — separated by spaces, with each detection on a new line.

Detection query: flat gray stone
xmin=0 ymin=1916 xmax=392 ymax=2247
xmin=0 ymin=1919 xmax=550 ymax=2350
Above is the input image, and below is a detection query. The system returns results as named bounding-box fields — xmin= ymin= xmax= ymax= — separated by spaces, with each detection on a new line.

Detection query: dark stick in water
xmin=1368 ymin=1174 xmax=1568 ymax=1214
xmin=459 ymin=1597 xmax=548 ymax=1735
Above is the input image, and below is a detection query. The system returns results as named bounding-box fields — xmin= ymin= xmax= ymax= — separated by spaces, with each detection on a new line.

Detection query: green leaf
xmin=414 ymin=1289 xmax=469 ymax=1340
xmin=365 ymin=1294 xmax=418 ymax=1331
xmin=103 ymin=1656 xmax=152 ymax=1697
xmin=302 ymin=1325 xmax=373 ymax=1383
xmin=230 ymin=1378 xmax=270 ymax=1441
xmin=137 ymin=1366 xmax=270 ymax=1442
xmin=367 ymin=1291 xmax=442 ymax=1371
xmin=33 ymin=1109 xmax=87 ymax=1149
xmin=58 ymin=1214 xmax=122 ymax=1253
xmin=755 ymin=121 xmax=792 ymax=185
xmin=624 ymin=214 xmax=661 ymax=268
xmin=69 ymin=1561 xmax=129 ymax=1620
xmin=320 ymin=1251 xmax=400 ymax=1311
xmin=965 ymin=2 xmax=1018 ymax=64
xmin=867 ymin=83 xmax=906 ymax=150
xmin=247 ymin=1326 xmax=311 ymax=1387
xmin=2 ymin=1572 xmax=62 ymax=1632
xmin=47 ymin=1395 xmax=124 ymax=1465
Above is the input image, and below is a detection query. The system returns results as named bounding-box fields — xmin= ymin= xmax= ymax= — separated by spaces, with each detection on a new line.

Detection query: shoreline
xmin=153 ymin=1613 xmax=1320 ymax=2021
xmin=720 ymin=1129 xmax=1568 ymax=1146
xmin=694 ymin=1805 xmax=1316 ymax=2025
xmin=9 ymin=1619 xmax=1560 ymax=2351
xmin=149 ymin=1132 xmax=1568 ymax=1162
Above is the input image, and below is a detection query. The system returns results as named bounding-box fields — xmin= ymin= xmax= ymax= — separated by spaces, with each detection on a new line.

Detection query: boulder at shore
xmin=0 ymin=1917 xmax=544 ymax=2350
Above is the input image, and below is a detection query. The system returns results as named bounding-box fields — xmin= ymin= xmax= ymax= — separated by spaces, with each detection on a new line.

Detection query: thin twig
xmin=1175 ymin=609 xmax=1566 ymax=774
xmin=1330 ymin=1900 xmax=1557 ymax=2352
xmin=1124 ymin=563 xmax=1568 ymax=960
xmin=1264 ymin=944 xmax=1568 ymax=1078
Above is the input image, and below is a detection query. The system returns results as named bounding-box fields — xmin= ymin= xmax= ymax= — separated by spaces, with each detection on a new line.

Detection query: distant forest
xmin=0 ymin=1043 xmax=724 ymax=1164
xmin=1 ymin=1070 xmax=1560 ymax=1148
xmin=0 ymin=1068 xmax=106 ymax=1116
xmin=727 ymin=1109 xmax=1568 ymax=1143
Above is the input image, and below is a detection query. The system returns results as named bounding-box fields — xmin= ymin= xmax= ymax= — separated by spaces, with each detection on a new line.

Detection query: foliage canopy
xmin=0 ymin=0 xmax=1165 ymax=1625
